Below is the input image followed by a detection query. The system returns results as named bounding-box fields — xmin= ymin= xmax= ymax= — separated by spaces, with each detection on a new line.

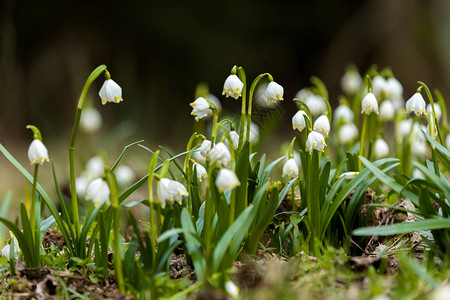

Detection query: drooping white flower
xmin=222 ymin=75 xmax=244 ymax=99
xmin=396 ymin=119 xmax=412 ymax=138
xmin=99 ymin=79 xmax=123 ymax=105
xmin=292 ymin=110 xmax=309 ymax=132
xmin=426 ymin=103 xmax=442 ymax=121
xmin=265 ymin=81 xmax=284 ymax=104
xmin=338 ymin=123 xmax=359 ymax=144
xmin=157 ymin=178 xmax=188 ymax=207
xmin=243 ymin=122 xmax=260 ymax=144
xmin=85 ymin=178 xmax=110 ymax=206
xmin=313 ymin=115 xmax=330 ymax=137
xmin=215 ymin=168 xmax=240 ymax=192
xmin=294 ymin=88 xmax=313 ymax=101
xmin=225 ymin=281 xmax=239 ymax=298
xmin=193 ymin=163 xmax=207 ymax=182
xmin=80 ymin=107 xmax=102 ymax=133
xmin=1 ymin=244 xmax=10 ymax=260
xmin=361 ymin=92 xmax=379 ymax=115
xmin=405 ymin=93 xmax=426 ymax=117
xmin=374 ymin=138 xmax=389 ymax=158
xmin=304 ymin=95 xmax=327 ymax=117
xmin=386 ymin=77 xmax=403 ymax=99
xmin=85 ymin=156 xmax=104 ymax=179
xmin=282 ymin=158 xmax=299 ymax=179
xmin=340 ymin=70 xmax=362 ymax=95
xmin=340 ymin=172 xmax=359 ymax=179
xmin=115 ymin=165 xmax=135 ymax=186
xmin=190 ymin=97 xmax=210 ymax=121
xmin=192 ymin=150 xmax=207 ymax=165
xmin=28 ymin=139 xmax=50 ymax=165
xmin=75 ymin=176 xmax=88 ymax=197
xmin=306 ymin=131 xmax=327 ymax=153
xmin=199 ymin=140 xmax=212 ymax=158
xmin=379 ymin=100 xmax=396 ymax=121
xmin=226 ymin=131 xmax=239 ymax=150
xmin=372 ymin=76 xmax=388 ymax=98
xmin=333 ymin=104 xmax=354 ymax=124
xmin=209 ymin=142 xmax=231 ymax=166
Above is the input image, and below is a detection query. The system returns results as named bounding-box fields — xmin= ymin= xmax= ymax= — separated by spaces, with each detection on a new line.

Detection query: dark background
xmin=1 ymin=0 xmax=449 ymax=147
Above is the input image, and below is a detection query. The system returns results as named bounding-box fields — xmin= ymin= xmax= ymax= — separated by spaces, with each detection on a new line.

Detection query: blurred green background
xmin=2 ymin=0 xmax=449 ymax=143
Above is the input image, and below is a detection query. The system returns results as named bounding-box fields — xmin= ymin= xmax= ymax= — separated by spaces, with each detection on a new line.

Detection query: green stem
xmin=69 ymin=65 xmax=107 ymax=238
xmin=148 ymin=151 xmax=159 ymax=270
xmin=358 ymin=116 xmax=368 ymax=171
xmin=204 ymin=164 xmax=214 ymax=275
xmin=30 ymin=164 xmax=39 ymax=238
xmin=246 ymin=73 xmax=270 ymax=148
xmin=106 ymin=170 xmax=125 ymax=294
xmin=237 ymin=67 xmax=247 ymax=150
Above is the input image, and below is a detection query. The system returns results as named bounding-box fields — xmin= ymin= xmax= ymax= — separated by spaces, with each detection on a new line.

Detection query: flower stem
xmin=237 ymin=67 xmax=247 ymax=150
xmin=246 ymin=73 xmax=270 ymax=148
xmin=29 ymin=164 xmax=39 ymax=236
xmin=358 ymin=115 xmax=368 ymax=171
xmin=68 ymin=65 xmax=106 ymax=238
xmin=148 ymin=151 xmax=159 ymax=270
xmin=106 ymin=170 xmax=125 ymax=294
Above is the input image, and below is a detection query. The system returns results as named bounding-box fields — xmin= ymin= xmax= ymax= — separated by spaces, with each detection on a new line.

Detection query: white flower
xmin=85 ymin=178 xmax=110 ymax=206
xmin=282 ymin=158 xmax=299 ymax=179
xmin=190 ymin=97 xmax=210 ymax=121
xmin=396 ymin=119 xmax=412 ymax=138
xmin=199 ymin=140 xmax=212 ymax=158
xmin=193 ymin=163 xmax=207 ymax=182
xmin=99 ymin=79 xmax=123 ymax=105
xmin=294 ymin=88 xmax=313 ymax=101
xmin=374 ymin=139 xmax=389 ymax=158
xmin=80 ymin=107 xmax=102 ymax=133
xmin=379 ymin=100 xmax=395 ymax=121
xmin=386 ymin=77 xmax=403 ymax=99
xmin=304 ymin=95 xmax=327 ymax=117
xmin=1 ymin=244 xmax=10 ymax=260
xmin=243 ymin=122 xmax=260 ymax=144
xmin=338 ymin=123 xmax=359 ymax=144
xmin=222 ymin=75 xmax=244 ymax=99
xmin=313 ymin=115 xmax=330 ymax=137
xmin=115 ymin=165 xmax=135 ymax=186
xmin=209 ymin=142 xmax=231 ymax=166
xmin=361 ymin=92 xmax=379 ymax=115
xmin=430 ymin=283 xmax=450 ymax=300
xmin=340 ymin=70 xmax=362 ymax=95
xmin=292 ymin=110 xmax=309 ymax=132
xmin=225 ymin=281 xmax=239 ymax=298
xmin=215 ymin=168 xmax=240 ymax=192
xmin=306 ymin=131 xmax=327 ymax=153
xmin=226 ymin=131 xmax=239 ymax=149
xmin=333 ymin=105 xmax=354 ymax=124
xmin=340 ymin=172 xmax=359 ymax=179
xmin=265 ymin=81 xmax=284 ymax=104
xmin=412 ymin=139 xmax=427 ymax=156
xmin=28 ymin=139 xmax=50 ymax=165
xmin=405 ymin=93 xmax=426 ymax=116
xmin=75 ymin=176 xmax=88 ymax=197
xmin=372 ymin=76 xmax=387 ymax=98
xmin=85 ymin=156 xmax=104 ymax=179
xmin=192 ymin=150 xmax=207 ymax=165
xmin=157 ymin=178 xmax=188 ymax=207
xmin=426 ymin=103 xmax=442 ymax=121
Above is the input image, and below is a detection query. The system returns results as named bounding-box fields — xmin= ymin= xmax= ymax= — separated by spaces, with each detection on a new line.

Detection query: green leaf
xmin=110 ymin=140 xmax=144 ymax=172
xmin=353 ymin=218 xmax=450 ymax=236
xmin=212 ymin=205 xmax=254 ymax=272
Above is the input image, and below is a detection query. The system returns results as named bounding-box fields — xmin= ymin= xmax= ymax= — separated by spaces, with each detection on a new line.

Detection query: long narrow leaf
xmin=353 ymin=218 xmax=450 ymax=235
